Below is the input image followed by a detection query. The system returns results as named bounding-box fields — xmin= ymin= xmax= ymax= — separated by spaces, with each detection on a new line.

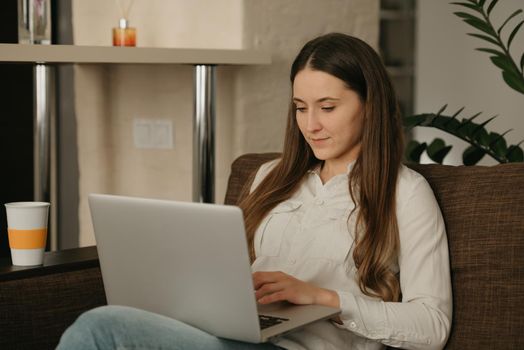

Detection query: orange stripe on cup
xmin=8 ymin=228 xmax=47 ymax=249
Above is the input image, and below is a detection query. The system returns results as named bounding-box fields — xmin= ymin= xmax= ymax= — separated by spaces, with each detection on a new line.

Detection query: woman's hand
xmin=252 ymin=271 xmax=340 ymax=308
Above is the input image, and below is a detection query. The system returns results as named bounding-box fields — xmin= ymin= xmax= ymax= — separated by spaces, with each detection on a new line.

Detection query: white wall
xmin=71 ymin=0 xmax=379 ymax=246
xmin=73 ymin=0 xmax=244 ymax=49
xmin=415 ymin=0 xmax=524 ymax=165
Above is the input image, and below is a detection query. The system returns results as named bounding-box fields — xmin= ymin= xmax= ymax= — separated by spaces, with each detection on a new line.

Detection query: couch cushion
xmin=225 ymin=154 xmax=524 ymax=349
xmin=409 ymin=163 xmax=524 ymax=349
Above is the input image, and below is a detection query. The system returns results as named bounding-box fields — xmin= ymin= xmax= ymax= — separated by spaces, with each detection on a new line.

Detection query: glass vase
xmin=18 ymin=0 xmax=51 ymax=44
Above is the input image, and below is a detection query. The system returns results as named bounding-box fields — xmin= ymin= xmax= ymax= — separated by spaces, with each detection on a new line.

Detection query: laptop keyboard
xmin=259 ymin=314 xmax=290 ymax=330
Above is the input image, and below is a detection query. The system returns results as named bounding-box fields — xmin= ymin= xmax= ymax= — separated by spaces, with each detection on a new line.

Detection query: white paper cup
xmin=5 ymin=202 xmax=50 ymax=266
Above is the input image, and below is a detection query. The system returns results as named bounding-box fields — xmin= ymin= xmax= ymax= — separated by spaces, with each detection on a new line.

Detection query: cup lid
xmin=5 ymin=202 xmax=50 ymax=208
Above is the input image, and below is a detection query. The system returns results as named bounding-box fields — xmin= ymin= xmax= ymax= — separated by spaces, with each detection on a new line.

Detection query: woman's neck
xmin=319 ymin=159 xmax=354 ymax=184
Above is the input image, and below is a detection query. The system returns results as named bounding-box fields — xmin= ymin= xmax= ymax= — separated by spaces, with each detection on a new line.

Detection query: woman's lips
xmin=309 ymin=137 xmax=330 ymax=145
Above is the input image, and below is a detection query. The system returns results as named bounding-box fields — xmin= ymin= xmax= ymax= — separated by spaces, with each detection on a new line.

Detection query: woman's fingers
xmin=253 ymin=271 xmax=293 ymax=303
xmin=253 ymin=272 xmax=308 ymax=304
xmin=258 ymin=290 xmax=287 ymax=304
xmin=252 ymin=271 xmax=287 ymax=290
xmin=252 ymin=271 xmax=340 ymax=308
xmin=254 ymin=279 xmax=292 ymax=300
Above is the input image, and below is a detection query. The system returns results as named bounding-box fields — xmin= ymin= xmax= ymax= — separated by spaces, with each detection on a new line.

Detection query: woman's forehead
xmin=293 ymin=69 xmax=355 ymax=101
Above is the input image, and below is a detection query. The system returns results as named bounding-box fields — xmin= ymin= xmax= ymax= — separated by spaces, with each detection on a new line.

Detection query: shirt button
xmin=349 ymin=321 xmax=357 ymax=329
xmin=315 ymin=198 xmax=324 ymax=205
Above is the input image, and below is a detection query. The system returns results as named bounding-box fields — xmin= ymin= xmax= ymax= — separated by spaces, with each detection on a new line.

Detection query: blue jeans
xmin=57 ymin=305 xmax=283 ymax=350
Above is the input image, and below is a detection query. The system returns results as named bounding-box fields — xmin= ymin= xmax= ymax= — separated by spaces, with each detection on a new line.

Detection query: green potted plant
xmin=404 ymin=0 xmax=523 ymax=165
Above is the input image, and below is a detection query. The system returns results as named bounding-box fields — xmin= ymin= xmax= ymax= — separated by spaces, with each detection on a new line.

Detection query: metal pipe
xmin=34 ymin=63 xmax=56 ymax=250
xmin=193 ymin=65 xmax=216 ymax=203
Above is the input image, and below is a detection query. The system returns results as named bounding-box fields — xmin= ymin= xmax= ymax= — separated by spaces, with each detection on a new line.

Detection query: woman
xmin=57 ymin=33 xmax=452 ymax=350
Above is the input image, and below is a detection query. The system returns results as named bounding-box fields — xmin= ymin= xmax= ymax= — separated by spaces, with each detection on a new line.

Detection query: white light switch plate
xmin=133 ymin=119 xmax=174 ymax=149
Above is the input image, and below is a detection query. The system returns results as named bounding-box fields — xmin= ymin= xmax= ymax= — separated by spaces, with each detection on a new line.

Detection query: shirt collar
xmin=307 ymin=160 xmax=356 ymax=176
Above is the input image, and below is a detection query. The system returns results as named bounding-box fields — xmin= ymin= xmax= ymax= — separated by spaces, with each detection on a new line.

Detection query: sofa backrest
xmin=225 ymin=153 xmax=524 ymax=350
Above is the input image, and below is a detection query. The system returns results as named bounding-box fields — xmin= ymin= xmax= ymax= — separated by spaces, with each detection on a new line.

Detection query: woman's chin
xmin=311 ymin=149 xmax=332 ymax=161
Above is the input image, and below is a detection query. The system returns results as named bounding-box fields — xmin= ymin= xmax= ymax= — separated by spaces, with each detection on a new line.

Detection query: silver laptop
xmin=88 ymin=194 xmax=340 ymax=343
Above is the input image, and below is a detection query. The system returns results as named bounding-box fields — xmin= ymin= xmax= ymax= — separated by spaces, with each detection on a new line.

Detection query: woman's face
xmin=293 ymin=67 xmax=364 ymax=167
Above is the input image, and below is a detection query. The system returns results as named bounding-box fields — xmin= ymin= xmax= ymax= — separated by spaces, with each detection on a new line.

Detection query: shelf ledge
xmin=0 ymin=44 xmax=271 ymax=65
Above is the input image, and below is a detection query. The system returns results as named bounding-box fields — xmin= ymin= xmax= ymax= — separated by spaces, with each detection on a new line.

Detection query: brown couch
xmin=1 ymin=153 xmax=523 ymax=349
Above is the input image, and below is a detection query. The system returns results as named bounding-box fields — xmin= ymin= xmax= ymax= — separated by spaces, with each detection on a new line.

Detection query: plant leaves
xmin=506 ymin=145 xmax=524 ymax=162
xmin=452 ymin=106 xmax=465 ymax=118
xmin=472 ymin=115 xmax=497 ymax=136
xmin=432 ymin=115 xmax=451 ymax=129
xmin=456 ymin=112 xmax=482 ymax=134
xmin=467 ymin=33 xmax=500 ymax=46
xmin=454 ymin=11 xmax=481 ymax=21
xmin=488 ymin=132 xmax=509 ymax=157
xmin=490 ymin=55 xmax=520 ymax=76
xmin=443 ymin=106 xmax=464 ymax=127
xmin=521 ymin=51 xmax=524 ymax=71
xmin=463 ymin=146 xmax=486 ymax=165
xmin=463 ymin=17 xmax=497 ymax=37
xmin=487 ymin=0 xmax=499 ymax=16
xmin=451 ymin=2 xmax=483 ymax=13
xmin=497 ymin=8 xmax=523 ymax=35
xmin=479 ymin=0 xmax=487 ymax=8
xmin=436 ymin=104 xmax=447 ymax=116
xmin=502 ymin=70 xmax=524 ymax=94
xmin=442 ymin=116 xmax=462 ymax=131
xmin=405 ymin=140 xmax=427 ymax=163
xmin=476 ymin=47 xmax=505 ymax=57
xmin=427 ymin=138 xmax=445 ymax=154
xmin=403 ymin=114 xmax=431 ymax=129
xmin=473 ymin=126 xmax=490 ymax=146
xmin=405 ymin=112 xmax=518 ymax=164
xmin=507 ymin=19 xmax=524 ymax=49
xmin=427 ymin=138 xmax=452 ymax=164
xmin=458 ymin=121 xmax=477 ymax=139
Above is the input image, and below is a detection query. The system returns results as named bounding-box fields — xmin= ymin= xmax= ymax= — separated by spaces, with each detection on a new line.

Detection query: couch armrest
xmin=0 ymin=247 xmax=107 ymax=350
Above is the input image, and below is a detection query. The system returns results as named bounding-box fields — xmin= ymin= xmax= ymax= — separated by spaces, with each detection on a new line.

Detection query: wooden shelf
xmin=0 ymin=44 xmax=271 ymax=65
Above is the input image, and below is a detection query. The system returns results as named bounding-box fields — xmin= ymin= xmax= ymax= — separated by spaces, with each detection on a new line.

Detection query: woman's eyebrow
xmin=318 ymin=97 xmax=340 ymax=102
xmin=292 ymin=97 xmax=340 ymax=103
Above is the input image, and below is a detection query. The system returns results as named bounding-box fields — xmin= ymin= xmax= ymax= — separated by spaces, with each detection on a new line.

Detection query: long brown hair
xmin=239 ymin=33 xmax=403 ymax=302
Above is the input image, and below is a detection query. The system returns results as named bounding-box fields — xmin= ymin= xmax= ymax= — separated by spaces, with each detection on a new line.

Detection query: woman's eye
xmin=296 ymin=107 xmax=307 ymax=113
xmin=321 ymin=106 xmax=335 ymax=112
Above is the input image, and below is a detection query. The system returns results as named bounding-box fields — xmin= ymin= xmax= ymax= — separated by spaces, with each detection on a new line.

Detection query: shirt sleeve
xmin=334 ymin=175 xmax=452 ymax=350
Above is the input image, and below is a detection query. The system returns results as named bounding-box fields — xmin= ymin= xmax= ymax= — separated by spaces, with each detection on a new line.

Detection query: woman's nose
xmin=306 ymin=111 xmax=322 ymax=132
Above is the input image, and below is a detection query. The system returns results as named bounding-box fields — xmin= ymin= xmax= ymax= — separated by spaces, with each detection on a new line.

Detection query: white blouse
xmin=250 ymin=160 xmax=452 ymax=350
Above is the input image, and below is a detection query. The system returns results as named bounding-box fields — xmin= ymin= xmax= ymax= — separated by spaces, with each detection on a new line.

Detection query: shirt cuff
xmin=334 ymin=290 xmax=435 ymax=348
xmin=334 ymin=290 xmax=369 ymax=335
xmin=333 ymin=290 xmax=388 ymax=341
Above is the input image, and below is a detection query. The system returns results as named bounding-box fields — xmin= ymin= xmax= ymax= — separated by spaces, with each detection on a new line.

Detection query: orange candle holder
xmin=113 ymin=18 xmax=136 ymax=47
